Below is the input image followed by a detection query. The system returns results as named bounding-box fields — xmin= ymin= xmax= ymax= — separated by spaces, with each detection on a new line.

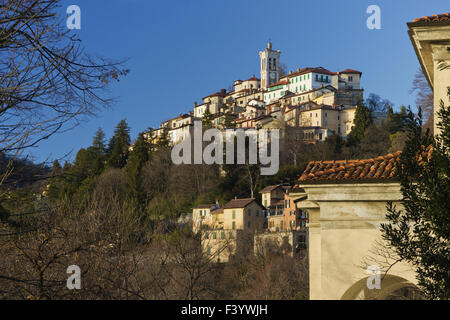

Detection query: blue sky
xmin=31 ymin=0 xmax=448 ymax=162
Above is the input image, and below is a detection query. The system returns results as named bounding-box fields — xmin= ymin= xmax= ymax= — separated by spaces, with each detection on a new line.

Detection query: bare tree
xmin=0 ymin=0 xmax=127 ymax=159
xmin=279 ymin=62 xmax=288 ymax=77
xmin=410 ymin=69 xmax=433 ymax=123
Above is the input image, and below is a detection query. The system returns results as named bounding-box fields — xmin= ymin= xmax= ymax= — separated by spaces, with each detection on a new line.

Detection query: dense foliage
xmin=381 ymin=91 xmax=450 ymax=300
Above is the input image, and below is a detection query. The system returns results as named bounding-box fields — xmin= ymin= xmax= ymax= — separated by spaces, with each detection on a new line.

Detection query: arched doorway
xmin=341 ymin=275 xmax=424 ymax=300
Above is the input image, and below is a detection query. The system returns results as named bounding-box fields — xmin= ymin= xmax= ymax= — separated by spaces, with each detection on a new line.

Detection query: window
xmin=256 ymin=210 xmax=259 ymax=217
xmin=325 ymin=112 xmax=327 ymax=117
xmin=247 ymin=221 xmax=251 ymax=228
xmin=248 ymin=209 xmax=251 ymax=216
xmin=213 ymin=232 xmax=217 ymax=239
xmin=264 ymin=200 xmax=267 ymax=207
xmin=206 ymin=246 xmax=211 ymax=255
xmin=316 ymin=113 xmax=318 ymax=118
xmin=232 ymin=221 xmax=236 ymax=230
xmin=229 ymin=232 xmax=234 ymax=239
xmin=232 ymin=210 xmax=236 ymax=219
xmin=221 ymin=231 xmax=225 ymax=239
xmin=349 ymin=76 xmax=353 ymax=82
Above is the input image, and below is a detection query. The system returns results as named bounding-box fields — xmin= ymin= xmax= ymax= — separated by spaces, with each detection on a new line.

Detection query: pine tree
xmin=92 ymin=127 xmax=106 ymax=156
xmin=125 ymin=132 xmax=151 ymax=202
xmin=381 ymin=91 xmax=450 ymax=299
xmin=108 ymin=119 xmax=131 ymax=168
xmin=348 ymin=100 xmax=372 ymax=145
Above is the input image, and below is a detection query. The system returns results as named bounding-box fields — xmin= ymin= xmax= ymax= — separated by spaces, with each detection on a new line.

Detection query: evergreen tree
xmin=92 ymin=127 xmax=106 ymax=156
xmin=202 ymin=108 xmax=214 ymax=127
xmin=157 ymin=127 xmax=171 ymax=148
xmin=46 ymin=160 xmax=63 ymax=199
xmin=125 ymin=132 xmax=152 ymax=202
xmin=381 ymin=92 xmax=450 ymax=299
xmin=51 ymin=160 xmax=62 ymax=174
xmin=108 ymin=119 xmax=131 ymax=168
xmin=348 ymin=101 xmax=372 ymax=145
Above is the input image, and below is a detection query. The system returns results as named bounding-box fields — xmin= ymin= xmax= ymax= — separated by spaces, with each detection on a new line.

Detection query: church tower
xmin=259 ymin=42 xmax=281 ymax=89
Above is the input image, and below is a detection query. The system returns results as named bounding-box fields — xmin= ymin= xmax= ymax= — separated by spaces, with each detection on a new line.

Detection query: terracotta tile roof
xmin=412 ymin=13 xmax=449 ymax=23
xmin=202 ymin=91 xmax=227 ymax=99
xmin=223 ymin=198 xmax=258 ymax=209
xmin=246 ymin=75 xmax=260 ymax=81
xmin=268 ymin=80 xmax=289 ymax=88
xmin=259 ymin=184 xmax=290 ymax=193
xmin=260 ymin=185 xmax=281 ymax=193
xmin=299 ymin=151 xmax=402 ymax=183
xmin=284 ymin=67 xmax=337 ymax=79
xmin=416 ymin=145 xmax=434 ymax=166
xmin=339 ymin=69 xmax=362 ymax=75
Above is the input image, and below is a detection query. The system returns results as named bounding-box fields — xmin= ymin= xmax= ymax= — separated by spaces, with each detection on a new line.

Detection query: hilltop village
xmin=147 ymin=42 xmax=365 ymax=145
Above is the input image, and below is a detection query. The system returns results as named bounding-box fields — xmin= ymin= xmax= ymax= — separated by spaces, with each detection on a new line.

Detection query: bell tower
xmin=259 ymin=42 xmax=281 ymax=89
